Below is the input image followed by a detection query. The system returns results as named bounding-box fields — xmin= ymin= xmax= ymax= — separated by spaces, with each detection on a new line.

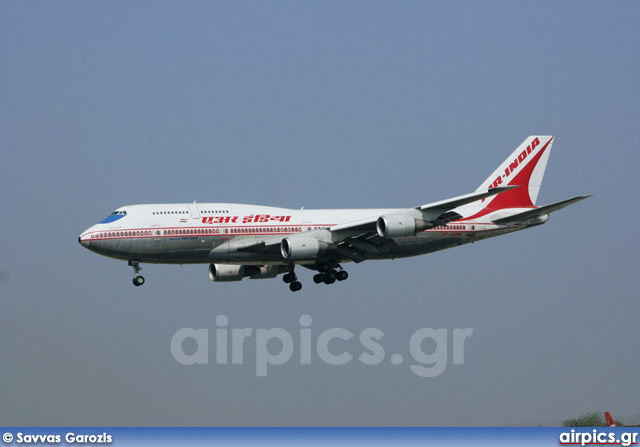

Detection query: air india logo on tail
xmin=489 ymin=137 xmax=540 ymax=189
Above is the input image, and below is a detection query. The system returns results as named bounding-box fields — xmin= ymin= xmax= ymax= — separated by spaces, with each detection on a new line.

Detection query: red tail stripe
xmin=463 ymin=137 xmax=553 ymax=221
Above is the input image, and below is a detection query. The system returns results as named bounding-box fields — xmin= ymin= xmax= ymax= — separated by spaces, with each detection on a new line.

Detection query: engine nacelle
xmin=209 ymin=263 xmax=281 ymax=282
xmin=377 ymin=214 xmax=430 ymax=237
xmin=281 ymin=236 xmax=328 ymax=260
xmin=209 ymin=264 xmax=245 ymax=282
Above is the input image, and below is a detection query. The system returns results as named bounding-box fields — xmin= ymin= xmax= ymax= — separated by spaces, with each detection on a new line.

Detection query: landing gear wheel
xmin=313 ymin=273 xmax=325 ymax=284
xmin=324 ymin=276 xmax=336 ymax=285
xmin=129 ymin=260 xmax=144 ymax=286
xmin=283 ymin=272 xmax=295 ymax=283
xmin=317 ymin=262 xmax=331 ymax=273
xmin=284 ymin=266 xmax=301 ymax=291
xmin=337 ymin=270 xmax=348 ymax=281
xmin=133 ymin=276 xmax=145 ymax=286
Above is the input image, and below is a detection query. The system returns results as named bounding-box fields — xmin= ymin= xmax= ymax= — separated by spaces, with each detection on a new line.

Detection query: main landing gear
xmin=282 ymin=262 xmax=349 ymax=292
xmin=129 ymin=260 xmax=145 ymax=287
xmin=282 ymin=267 xmax=302 ymax=292
xmin=313 ymin=261 xmax=348 ymax=285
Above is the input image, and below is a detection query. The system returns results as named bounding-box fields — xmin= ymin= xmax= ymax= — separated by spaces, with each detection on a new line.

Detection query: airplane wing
xmin=234 ymin=237 xmax=283 ymax=253
xmin=492 ymin=195 xmax=591 ymax=225
xmin=332 ymin=232 xmax=399 ymax=263
xmin=207 ymin=236 xmax=284 ymax=257
xmin=328 ymin=186 xmax=518 ymax=262
xmin=329 ymin=186 xmax=518 ymax=233
xmin=223 ymin=187 xmax=523 ymax=262
xmin=329 ymin=216 xmax=379 ymax=233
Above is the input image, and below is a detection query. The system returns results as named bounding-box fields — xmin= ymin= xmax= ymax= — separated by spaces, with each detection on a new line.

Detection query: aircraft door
xmin=187 ymin=203 xmax=200 ymax=219
xmin=220 ymin=223 xmax=230 ymax=242
xmin=152 ymin=225 xmax=162 ymax=242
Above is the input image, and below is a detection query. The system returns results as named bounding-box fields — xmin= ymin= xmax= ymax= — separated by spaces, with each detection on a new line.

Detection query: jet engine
xmin=280 ymin=237 xmax=328 ymax=260
xmin=376 ymin=214 xmax=431 ymax=237
xmin=208 ymin=264 xmax=280 ymax=282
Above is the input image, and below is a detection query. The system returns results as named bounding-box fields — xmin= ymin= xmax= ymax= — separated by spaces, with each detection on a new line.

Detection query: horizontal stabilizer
xmin=418 ymin=186 xmax=519 ymax=222
xmin=418 ymin=186 xmax=518 ymax=212
xmin=492 ymin=195 xmax=591 ymax=225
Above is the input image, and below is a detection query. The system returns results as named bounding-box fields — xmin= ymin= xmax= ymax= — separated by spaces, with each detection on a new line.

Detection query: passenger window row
xmin=152 ymin=210 xmax=230 ymax=215
xmin=433 ymin=224 xmax=467 ymax=230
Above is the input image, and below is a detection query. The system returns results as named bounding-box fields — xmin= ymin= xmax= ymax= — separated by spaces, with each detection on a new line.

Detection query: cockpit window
xmin=99 ymin=210 xmax=128 ymax=224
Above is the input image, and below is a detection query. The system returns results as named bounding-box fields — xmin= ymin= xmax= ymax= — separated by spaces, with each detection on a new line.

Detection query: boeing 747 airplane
xmin=79 ymin=136 xmax=588 ymax=291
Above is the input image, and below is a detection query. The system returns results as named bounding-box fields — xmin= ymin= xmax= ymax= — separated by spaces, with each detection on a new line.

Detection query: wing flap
xmin=333 ymin=232 xmax=399 ymax=263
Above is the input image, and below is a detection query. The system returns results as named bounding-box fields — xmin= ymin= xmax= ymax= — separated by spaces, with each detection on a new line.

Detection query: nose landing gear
xmin=129 ymin=260 xmax=145 ymax=286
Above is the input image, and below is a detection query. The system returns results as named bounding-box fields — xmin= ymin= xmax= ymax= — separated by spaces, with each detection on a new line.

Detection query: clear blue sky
xmin=1 ymin=1 xmax=638 ymax=426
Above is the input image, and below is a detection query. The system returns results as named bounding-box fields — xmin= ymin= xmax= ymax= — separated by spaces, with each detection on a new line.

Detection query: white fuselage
xmin=79 ymin=202 xmax=529 ymax=266
xmin=77 ymin=136 xmax=586 ymax=291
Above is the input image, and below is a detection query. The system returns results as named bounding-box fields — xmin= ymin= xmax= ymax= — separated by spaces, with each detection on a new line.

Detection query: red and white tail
xmin=605 ymin=412 xmax=616 ymax=427
xmin=475 ymin=136 xmax=554 ymax=210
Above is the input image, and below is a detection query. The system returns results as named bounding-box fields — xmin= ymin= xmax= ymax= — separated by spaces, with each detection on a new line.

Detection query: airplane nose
xmin=79 ymin=235 xmax=90 ymax=248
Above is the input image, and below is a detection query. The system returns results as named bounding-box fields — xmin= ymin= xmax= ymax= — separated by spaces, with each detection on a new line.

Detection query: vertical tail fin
xmin=476 ymin=136 xmax=554 ymax=209
xmin=604 ymin=412 xmax=616 ymax=427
